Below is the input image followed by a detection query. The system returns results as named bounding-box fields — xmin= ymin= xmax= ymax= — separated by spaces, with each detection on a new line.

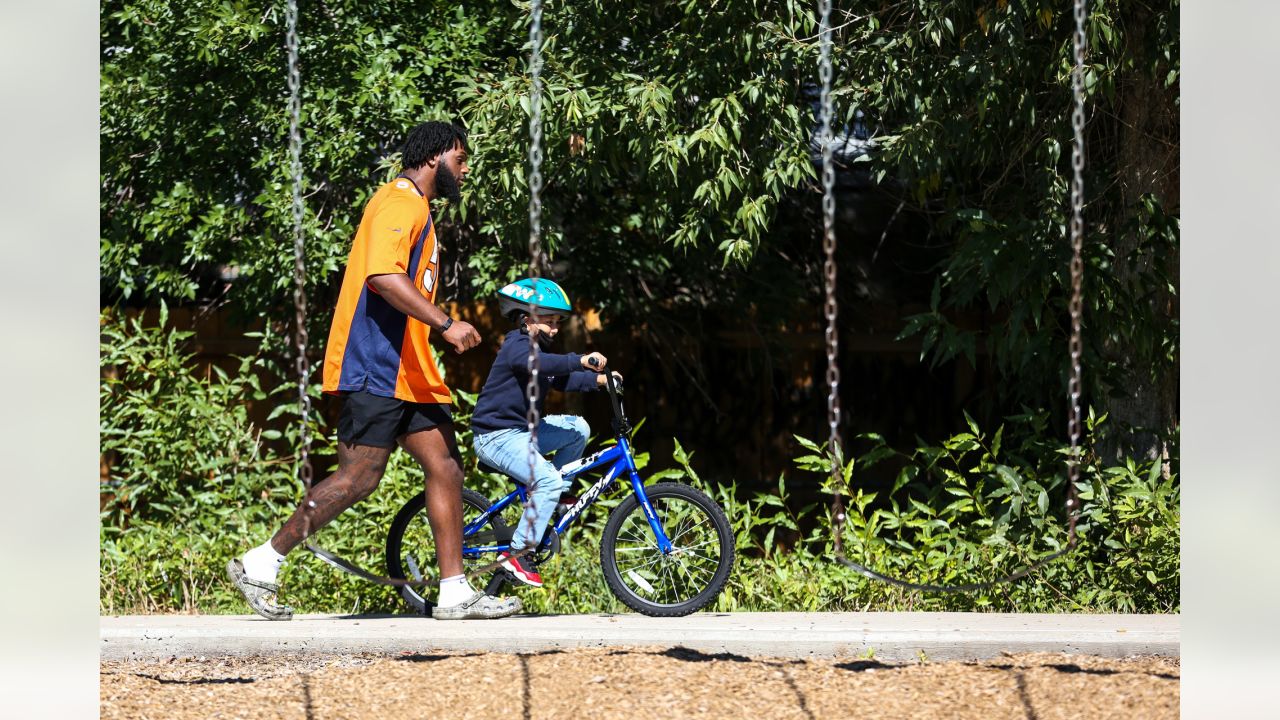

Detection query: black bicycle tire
xmin=385 ymin=487 xmax=498 ymax=615
xmin=599 ymin=482 xmax=735 ymax=617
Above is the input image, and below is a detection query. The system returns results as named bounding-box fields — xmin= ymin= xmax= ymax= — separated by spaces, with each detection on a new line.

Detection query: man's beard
xmin=434 ymin=163 xmax=463 ymax=204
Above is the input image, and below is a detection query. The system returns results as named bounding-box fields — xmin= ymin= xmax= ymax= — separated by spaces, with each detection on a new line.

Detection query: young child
xmin=470 ymin=277 xmax=618 ymax=587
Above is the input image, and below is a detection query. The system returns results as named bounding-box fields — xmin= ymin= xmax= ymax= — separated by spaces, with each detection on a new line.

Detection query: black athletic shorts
xmin=336 ymin=390 xmax=453 ymax=448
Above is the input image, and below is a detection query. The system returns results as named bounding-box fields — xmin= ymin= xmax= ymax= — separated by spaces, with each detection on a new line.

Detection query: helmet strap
xmin=519 ymin=318 xmax=553 ymax=350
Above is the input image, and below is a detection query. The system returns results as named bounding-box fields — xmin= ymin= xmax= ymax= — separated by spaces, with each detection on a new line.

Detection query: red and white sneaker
xmin=500 ymin=552 xmax=543 ymax=588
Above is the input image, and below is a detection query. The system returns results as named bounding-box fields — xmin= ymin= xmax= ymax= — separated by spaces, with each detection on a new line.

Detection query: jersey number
xmin=421 ymin=239 xmax=440 ymax=295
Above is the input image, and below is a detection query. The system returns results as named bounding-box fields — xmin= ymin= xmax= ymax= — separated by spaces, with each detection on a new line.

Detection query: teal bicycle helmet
xmin=497 ymin=277 xmax=573 ymax=321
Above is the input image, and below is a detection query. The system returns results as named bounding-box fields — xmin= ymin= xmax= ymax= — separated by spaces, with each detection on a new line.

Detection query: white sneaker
xmin=432 ymin=592 xmax=522 ymax=620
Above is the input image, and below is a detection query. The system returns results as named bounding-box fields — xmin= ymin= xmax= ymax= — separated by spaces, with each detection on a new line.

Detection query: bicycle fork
xmin=620 ymin=438 xmax=674 ymax=554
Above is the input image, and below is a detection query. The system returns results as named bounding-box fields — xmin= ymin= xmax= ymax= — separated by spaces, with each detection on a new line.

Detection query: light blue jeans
xmin=474 ymin=415 xmax=590 ymax=552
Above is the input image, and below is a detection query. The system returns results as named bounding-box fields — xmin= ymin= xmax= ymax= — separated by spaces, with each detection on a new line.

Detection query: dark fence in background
xmin=102 ymin=296 xmax=1003 ymax=510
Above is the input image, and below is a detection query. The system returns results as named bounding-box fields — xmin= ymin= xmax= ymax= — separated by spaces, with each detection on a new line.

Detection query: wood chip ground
xmin=101 ymin=648 xmax=1179 ymax=719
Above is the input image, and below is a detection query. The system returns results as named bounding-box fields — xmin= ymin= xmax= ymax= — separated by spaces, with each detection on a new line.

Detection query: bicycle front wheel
xmin=600 ymin=482 xmax=735 ymax=617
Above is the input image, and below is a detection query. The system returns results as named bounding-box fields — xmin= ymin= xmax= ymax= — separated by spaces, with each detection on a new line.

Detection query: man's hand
xmin=596 ymin=371 xmax=623 ymax=388
xmin=581 ymin=352 xmax=608 ymax=370
xmin=441 ymin=319 xmax=481 ymax=354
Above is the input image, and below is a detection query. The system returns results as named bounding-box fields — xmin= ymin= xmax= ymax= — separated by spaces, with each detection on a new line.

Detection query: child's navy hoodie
xmin=470 ymin=329 xmax=600 ymax=435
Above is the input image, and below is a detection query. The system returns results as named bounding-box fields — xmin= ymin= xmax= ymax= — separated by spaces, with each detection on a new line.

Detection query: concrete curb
xmin=101 ymin=612 xmax=1178 ymax=662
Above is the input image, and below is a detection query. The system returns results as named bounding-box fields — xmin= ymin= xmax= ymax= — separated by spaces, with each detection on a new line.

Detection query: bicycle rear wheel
xmin=600 ymin=482 xmax=735 ymax=617
xmin=385 ymin=487 xmax=507 ymax=615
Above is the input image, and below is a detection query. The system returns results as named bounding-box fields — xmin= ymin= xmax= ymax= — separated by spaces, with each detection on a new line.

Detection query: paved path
xmin=100 ymin=612 xmax=1178 ymax=662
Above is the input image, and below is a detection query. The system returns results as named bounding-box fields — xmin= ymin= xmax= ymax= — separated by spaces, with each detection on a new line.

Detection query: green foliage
xmin=100 ymin=308 xmax=347 ymax=612
xmin=100 ymin=1 xmax=1179 ymax=615
xmin=100 ymin=304 xmax=289 ymax=524
xmin=856 ymin=0 xmax=1180 ymax=410
xmin=101 ymin=308 xmax=272 ymax=611
xmin=100 ymin=313 xmax=1175 ymax=614
xmin=101 ymin=0 xmax=509 ymax=310
xmin=784 ymin=412 xmax=1179 ymax=612
xmin=101 ymin=0 xmax=1179 ymax=438
xmin=100 ymin=0 xmax=823 ymax=313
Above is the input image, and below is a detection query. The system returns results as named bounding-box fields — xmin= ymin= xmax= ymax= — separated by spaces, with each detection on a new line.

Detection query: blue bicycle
xmin=385 ymin=372 xmax=735 ymax=617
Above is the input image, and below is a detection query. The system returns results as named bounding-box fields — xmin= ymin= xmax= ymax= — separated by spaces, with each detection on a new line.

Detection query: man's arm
xmin=366 ymin=273 xmax=480 ymax=354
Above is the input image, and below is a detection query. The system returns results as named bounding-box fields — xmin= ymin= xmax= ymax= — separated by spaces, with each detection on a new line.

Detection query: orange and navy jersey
xmin=321 ymin=176 xmax=451 ymax=404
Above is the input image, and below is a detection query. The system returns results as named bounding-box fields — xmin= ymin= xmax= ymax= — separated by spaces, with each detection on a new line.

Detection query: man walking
xmin=228 ymin=121 xmax=521 ymax=620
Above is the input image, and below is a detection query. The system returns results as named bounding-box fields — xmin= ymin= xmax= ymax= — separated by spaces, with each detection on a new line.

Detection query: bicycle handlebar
xmin=586 ymin=355 xmax=629 ymax=435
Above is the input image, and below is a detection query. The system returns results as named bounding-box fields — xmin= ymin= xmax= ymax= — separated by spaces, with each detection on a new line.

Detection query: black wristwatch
xmin=440 ymin=316 xmax=454 ymax=332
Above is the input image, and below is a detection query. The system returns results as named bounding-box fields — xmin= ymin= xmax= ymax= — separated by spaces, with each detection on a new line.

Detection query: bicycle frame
xmin=461 ymin=373 xmax=674 ymax=558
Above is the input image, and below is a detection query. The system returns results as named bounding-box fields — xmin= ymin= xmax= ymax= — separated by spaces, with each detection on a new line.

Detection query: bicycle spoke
xmin=673 ymin=556 xmax=701 ymax=593
xmin=678 ymin=559 xmax=715 ymax=583
xmin=658 ymin=561 xmax=674 ymax=601
xmin=618 ymin=531 xmax=654 ymax=549
xmin=686 ymin=561 xmax=709 ymax=587
xmin=617 ymin=549 xmax=662 ymax=570
xmin=679 ymin=549 xmax=722 ymax=565
xmin=617 ymin=543 xmax=665 ymax=567
xmin=618 ymin=542 xmax=656 ymax=556
xmin=672 ymin=540 xmax=718 ymax=566
xmin=618 ymin=521 xmax=654 ymax=544
xmin=668 ymin=562 xmax=685 ymax=600
xmin=669 ymin=515 xmax=710 ymax=545
xmin=621 ymin=553 xmax=666 ymax=573
xmin=675 ymin=537 xmax=720 ymax=552
xmin=664 ymin=513 xmax=691 ymax=538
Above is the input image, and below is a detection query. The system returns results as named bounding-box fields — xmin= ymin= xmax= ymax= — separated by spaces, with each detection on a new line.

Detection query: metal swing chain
xmin=285 ymin=0 xmax=315 ymax=542
xmin=817 ymin=0 xmax=845 ymax=557
xmin=520 ymin=0 xmax=547 ymax=560
xmin=1063 ymin=0 xmax=1088 ymax=543
xmin=821 ymin=0 xmax=1088 ymax=592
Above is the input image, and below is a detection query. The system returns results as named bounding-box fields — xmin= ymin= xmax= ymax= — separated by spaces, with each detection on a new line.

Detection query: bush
xmin=781 ymin=411 xmax=1179 ymax=612
xmin=100 ymin=314 xmax=1177 ymax=615
xmin=100 ymin=308 xmax=402 ymax=614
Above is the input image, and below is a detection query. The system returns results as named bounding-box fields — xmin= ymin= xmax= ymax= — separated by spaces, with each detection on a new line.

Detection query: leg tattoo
xmin=270 ymin=443 xmax=392 ymax=555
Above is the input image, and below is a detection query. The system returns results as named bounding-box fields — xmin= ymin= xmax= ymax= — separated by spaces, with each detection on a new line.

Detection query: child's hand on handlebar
xmin=581 ymin=352 xmax=607 ymax=370
xmin=596 ymin=371 xmax=623 ymax=388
